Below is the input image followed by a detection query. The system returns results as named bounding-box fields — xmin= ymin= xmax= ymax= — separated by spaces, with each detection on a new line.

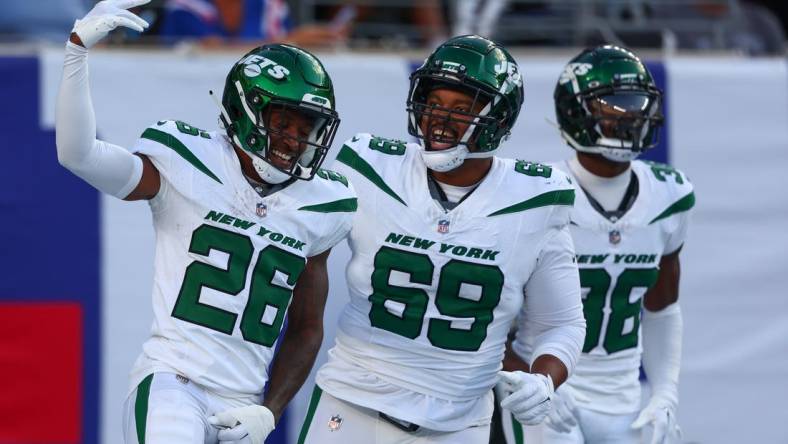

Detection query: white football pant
xmin=498 ymin=407 xmax=640 ymax=444
xmin=298 ymin=386 xmax=491 ymax=444
xmin=122 ymin=372 xmax=259 ymax=444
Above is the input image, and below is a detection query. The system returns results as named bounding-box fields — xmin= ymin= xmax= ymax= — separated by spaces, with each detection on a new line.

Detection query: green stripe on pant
xmin=135 ymin=374 xmax=154 ymax=444
xmin=297 ymin=385 xmax=323 ymax=444
xmin=511 ymin=413 xmax=524 ymax=444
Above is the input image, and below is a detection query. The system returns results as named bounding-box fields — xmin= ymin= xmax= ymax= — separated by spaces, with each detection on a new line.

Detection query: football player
xmin=296 ymin=35 xmax=586 ymax=443
xmin=498 ymin=46 xmax=692 ymax=444
xmin=55 ymin=1 xmax=355 ymax=443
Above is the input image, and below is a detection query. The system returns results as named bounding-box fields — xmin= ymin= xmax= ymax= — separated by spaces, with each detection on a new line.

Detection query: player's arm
xmin=262 ymin=248 xmax=332 ymax=420
xmin=502 ymin=337 xmax=530 ymax=373
xmin=643 ymin=248 xmax=680 ymax=310
xmin=631 ymin=248 xmax=683 ymax=436
xmin=497 ymin=226 xmax=585 ymax=426
xmin=516 ymin=226 xmax=585 ymax=387
xmin=56 ymin=0 xmax=161 ymax=201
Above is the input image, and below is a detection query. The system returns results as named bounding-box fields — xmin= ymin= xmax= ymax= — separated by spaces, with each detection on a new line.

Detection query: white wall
xmin=39 ymin=48 xmax=788 ymax=443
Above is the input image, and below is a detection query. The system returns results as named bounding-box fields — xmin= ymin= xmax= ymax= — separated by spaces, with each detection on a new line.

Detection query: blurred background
xmin=0 ymin=1 xmax=786 ymax=443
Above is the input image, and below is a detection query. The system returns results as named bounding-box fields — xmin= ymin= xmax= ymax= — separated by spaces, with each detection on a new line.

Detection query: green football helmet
xmin=554 ymin=45 xmax=663 ymax=163
xmin=407 ymin=35 xmax=524 ymax=171
xmin=219 ymin=44 xmax=340 ymax=183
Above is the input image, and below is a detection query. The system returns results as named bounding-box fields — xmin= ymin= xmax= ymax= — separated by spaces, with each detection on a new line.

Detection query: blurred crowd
xmin=0 ymin=0 xmax=785 ymax=55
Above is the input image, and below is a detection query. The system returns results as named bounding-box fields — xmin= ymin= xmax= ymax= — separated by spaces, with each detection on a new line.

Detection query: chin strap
xmin=420 ymin=144 xmax=468 ymax=172
xmin=560 ymin=129 xmax=641 ymax=163
xmin=252 ymin=156 xmax=291 ymax=184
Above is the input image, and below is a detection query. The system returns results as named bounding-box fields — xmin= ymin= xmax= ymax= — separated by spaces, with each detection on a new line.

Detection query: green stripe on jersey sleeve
xmin=298 ymin=197 xmax=358 ymax=213
xmin=487 ymin=189 xmax=575 ymax=217
xmin=649 ymin=191 xmax=695 ymax=224
xmin=141 ymin=128 xmax=223 ymax=184
xmin=336 ymin=144 xmax=407 ymax=206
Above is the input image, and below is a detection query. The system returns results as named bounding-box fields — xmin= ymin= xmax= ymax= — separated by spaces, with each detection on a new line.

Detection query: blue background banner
xmin=0 ymin=56 xmax=100 ymax=444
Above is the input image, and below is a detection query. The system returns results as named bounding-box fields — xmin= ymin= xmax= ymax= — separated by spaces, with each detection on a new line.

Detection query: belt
xmin=379 ymin=412 xmax=420 ymax=432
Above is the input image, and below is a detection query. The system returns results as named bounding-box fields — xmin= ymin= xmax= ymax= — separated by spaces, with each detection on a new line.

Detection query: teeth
xmin=271 ymin=149 xmax=293 ymax=161
xmin=432 ymin=129 xmax=453 ymax=139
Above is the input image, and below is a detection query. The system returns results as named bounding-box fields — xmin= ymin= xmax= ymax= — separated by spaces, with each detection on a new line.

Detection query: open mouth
xmin=428 ymin=126 xmax=459 ymax=150
xmin=267 ymin=147 xmax=297 ymax=169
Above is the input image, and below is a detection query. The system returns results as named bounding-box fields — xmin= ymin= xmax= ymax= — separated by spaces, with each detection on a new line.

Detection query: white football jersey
xmin=514 ymin=158 xmax=694 ymax=415
xmin=317 ymin=133 xmax=578 ymax=431
xmin=127 ymin=120 xmax=355 ymax=397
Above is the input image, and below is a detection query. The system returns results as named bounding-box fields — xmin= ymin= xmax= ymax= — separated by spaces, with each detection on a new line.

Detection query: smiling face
xmin=418 ymin=87 xmax=488 ymax=151
xmin=262 ymin=105 xmax=316 ymax=171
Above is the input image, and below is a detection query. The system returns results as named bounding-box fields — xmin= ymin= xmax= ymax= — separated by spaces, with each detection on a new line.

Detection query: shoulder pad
xmin=487 ymin=159 xmax=575 ymax=224
xmin=135 ymin=119 xmax=223 ymax=185
xmin=333 ymin=132 xmax=414 ymax=207
xmin=143 ymin=120 xmax=213 ymax=140
xmin=636 ymin=160 xmax=695 ymax=224
xmin=297 ymin=168 xmax=357 ymax=214
xmin=315 ymin=168 xmax=351 ymax=188
xmin=337 ymin=133 xmax=411 ymax=160
xmin=510 ymin=159 xmax=575 ymax=195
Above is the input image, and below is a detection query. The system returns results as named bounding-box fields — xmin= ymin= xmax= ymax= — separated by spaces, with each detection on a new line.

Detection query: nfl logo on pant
xmin=327 ymin=414 xmax=343 ymax=432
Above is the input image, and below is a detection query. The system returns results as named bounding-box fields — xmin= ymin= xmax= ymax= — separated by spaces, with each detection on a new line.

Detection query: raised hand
xmin=72 ymin=0 xmax=150 ymax=48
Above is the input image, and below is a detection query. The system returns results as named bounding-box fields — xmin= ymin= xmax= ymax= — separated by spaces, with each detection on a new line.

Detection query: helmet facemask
xmin=405 ymin=36 xmax=524 ymax=172
xmin=256 ymin=95 xmax=338 ymax=180
xmin=408 ymin=71 xmax=514 ymax=154
xmin=219 ymin=44 xmax=340 ymax=183
xmin=222 ymin=81 xmax=340 ymax=183
xmin=583 ymin=86 xmax=662 ymax=154
xmin=554 ymin=46 xmax=664 ymax=163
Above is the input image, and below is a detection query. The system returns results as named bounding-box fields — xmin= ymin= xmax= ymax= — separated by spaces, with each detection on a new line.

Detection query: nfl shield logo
xmin=609 ymin=230 xmax=621 ymax=245
xmin=437 ymin=219 xmax=450 ymax=234
xmin=256 ymin=202 xmax=267 ymax=218
xmin=327 ymin=414 xmax=343 ymax=432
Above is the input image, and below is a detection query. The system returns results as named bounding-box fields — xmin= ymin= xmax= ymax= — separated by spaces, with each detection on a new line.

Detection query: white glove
xmin=544 ymin=384 xmax=587 ymax=433
xmin=208 ymin=405 xmax=276 ymax=444
xmin=72 ymin=0 xmax=150 ymax=48
xmin=631 ymin=396 xmax=681 ymax=444
xmin=496 ymin=371 xmax=554 ymax=425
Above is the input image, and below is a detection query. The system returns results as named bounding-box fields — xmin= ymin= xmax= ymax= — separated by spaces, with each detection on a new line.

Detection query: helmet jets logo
xmin=494 ymin=60 xmax=522 ymax=92
xmin=559 ymin=63 xmax=593 ymax=86
xmin=241 ymin=54 xmax=290 ymax=80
